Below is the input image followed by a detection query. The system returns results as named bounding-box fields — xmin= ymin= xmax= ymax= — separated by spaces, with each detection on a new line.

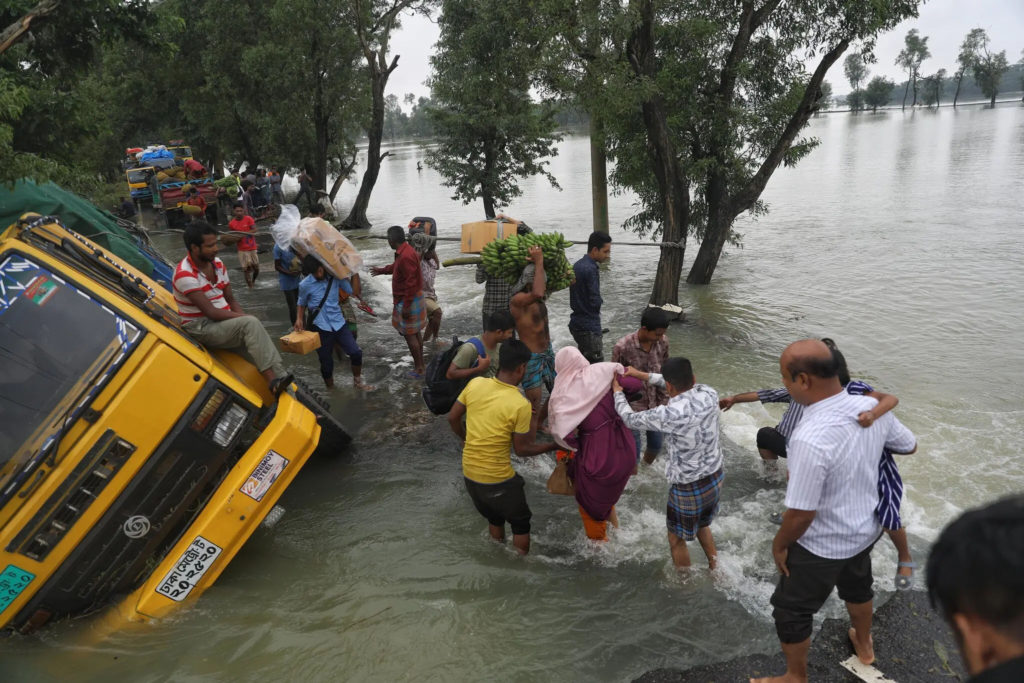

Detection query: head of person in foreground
xmin=927 ymin=495 xmax=1024 ymax=678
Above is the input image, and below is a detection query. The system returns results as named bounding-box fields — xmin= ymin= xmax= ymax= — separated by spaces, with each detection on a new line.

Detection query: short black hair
xmin=484 ymin=310 xmax=515 ymax=332
xmin=498 ymin=339 xmax=530 ymax=372
xmin=232 ymin=201 xmax=244 ymax=209
xmin=661 ymin=357 xmax=694 ymax=389
xmin=587 ymin=231 xmax=612 ymax=252
xmin=183 ymin=221 xmax=217 ymax=250
xmin=386 ymin=225 xmax=406 ymax=243
xmin=301 ymin=254 xmax=323 ymax=275
xmin=641 ymin=307 xmax=669 ymax=331
xmin=927 ymin=495 xmax=1024 ymax=642
xmin=785 ymin=348 xmax=839 ymax=381
xmin=309 ymin=204 xmax=325 ymax=216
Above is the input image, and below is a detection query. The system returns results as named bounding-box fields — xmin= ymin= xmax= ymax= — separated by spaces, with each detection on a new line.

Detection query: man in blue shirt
xmin=569 ymin=232 xmax=612 ymax=363
xmin=273 ymin=242 xmax=302 ymax=326
xmin=295 ymin=255 xmax=371 ymax=390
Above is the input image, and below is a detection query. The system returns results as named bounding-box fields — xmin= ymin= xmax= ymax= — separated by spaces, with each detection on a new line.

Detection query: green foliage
xmin=973 ymin=48 xmax=1010 ymax=104
xmin=920 ymin=69 xmax=947 ymax=106
xmin=384 ymin=94 xmax=435 ymax=139
xmin=896 ymin=28 xmax=930 ymax=106
xmin=844 ymin=53 xmax=869 ymax=91
xmin=863 ymin=76 xmax=895 ymax=112
xmin=427 ymin=0 xmax=562 ymax=217
xmin=847 ymin=89 xmax=865 ymax=111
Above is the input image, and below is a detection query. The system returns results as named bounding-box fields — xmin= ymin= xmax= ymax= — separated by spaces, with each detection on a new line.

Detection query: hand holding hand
xmin=624 ymin=366 xmax=643 ymax=379
xmin=857 ymin=411 xmax=875 ymax=428
xmin=719 ymin=396 xmax=736 ymax=411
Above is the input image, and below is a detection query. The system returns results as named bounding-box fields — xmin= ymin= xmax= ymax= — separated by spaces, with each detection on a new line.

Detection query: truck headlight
xmin=211 ymin=403 xmax=248 ymax=448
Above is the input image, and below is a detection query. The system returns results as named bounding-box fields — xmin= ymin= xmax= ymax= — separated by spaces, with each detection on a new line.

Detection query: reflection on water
xmin=5 ymin=104 xmax=1023 ymax=682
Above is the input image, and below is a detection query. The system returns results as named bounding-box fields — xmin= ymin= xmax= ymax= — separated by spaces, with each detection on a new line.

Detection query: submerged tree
xmin=863 ymin=76 xmax=895 ymax=112
xmin=428 ymin=0 xmax=561 ymax=218
xmin=599 ymin=0 xmax=919 ymax=299
xmin=342 ymin=0 xmax=435 ymax=229
xmin=844 ymin=52 xmax=868 ymax=94
xmin=970 ymin=30 xmax=1010 ymax=107
xmin=953 ymin=28 xmax=985 ymax=107
xmin=895 ymin=28 xmax=929 ymax=109
xmin=921 ymin=69 xmax=946 ymax=107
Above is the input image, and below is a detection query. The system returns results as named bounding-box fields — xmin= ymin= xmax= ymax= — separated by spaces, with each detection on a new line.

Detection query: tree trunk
xmin=911 ymin=73 xmax=918 ymax=107
xmin=481 ymin=192 xmax=495 ymax=220
xmin=481 ymin=143 xmax=496 ymax=219
xmin=902 ymin=77 xmax=910 ymax=109
xmin=627 ymin=0 xmax=689 ymax=307
xmin=343 ymin=64 xmax=389 ymax=229
xmin=589 ymin=115 xmax=609 ymax=234
xmin=328 ymin=153 xmax=357 ymax=203
xmin=953 ymin=72 xmax=963 ymax=107
xmin=990 ymin=92 xmax=997 ymax=107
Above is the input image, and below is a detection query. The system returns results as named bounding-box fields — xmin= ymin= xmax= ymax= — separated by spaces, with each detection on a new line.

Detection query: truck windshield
xmin=0 ymin=254 xmax=141 ymax=493
xmin=127 ymin=168 xmax=153 ymax=184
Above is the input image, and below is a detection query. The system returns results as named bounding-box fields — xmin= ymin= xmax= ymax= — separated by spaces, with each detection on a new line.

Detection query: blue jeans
xmin=632 ymin=429 xmax=664 ymax=462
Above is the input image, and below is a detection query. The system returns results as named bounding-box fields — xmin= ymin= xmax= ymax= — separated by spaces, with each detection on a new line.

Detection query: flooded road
xmin=5 ymin=103 xmax=1023 ymax=681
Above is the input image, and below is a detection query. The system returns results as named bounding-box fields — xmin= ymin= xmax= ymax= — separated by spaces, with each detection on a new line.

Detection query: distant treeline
xmin=836 ymin=63 xmax=1024 ymax=107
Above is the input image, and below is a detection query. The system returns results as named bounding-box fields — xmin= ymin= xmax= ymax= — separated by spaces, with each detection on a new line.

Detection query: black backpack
xmin=422 ymin=336 xmax=487 ymax=415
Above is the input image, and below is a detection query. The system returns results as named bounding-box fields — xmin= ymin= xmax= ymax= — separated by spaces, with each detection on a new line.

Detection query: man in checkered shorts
xmin=613 ymin=358 xmax=724 ymax=570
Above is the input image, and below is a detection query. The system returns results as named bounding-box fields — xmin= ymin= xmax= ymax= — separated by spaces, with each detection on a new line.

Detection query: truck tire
xmin=293 ymin=377 xmax=352 ymax=456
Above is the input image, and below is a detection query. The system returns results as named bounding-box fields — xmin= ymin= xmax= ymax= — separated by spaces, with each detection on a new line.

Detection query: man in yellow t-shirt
xmin=447 ymin=339 xmax=557 ymax=555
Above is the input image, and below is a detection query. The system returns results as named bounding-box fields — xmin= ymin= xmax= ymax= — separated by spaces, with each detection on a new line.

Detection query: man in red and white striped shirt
xmin=174 ymin=221 xmax=291 ymax=394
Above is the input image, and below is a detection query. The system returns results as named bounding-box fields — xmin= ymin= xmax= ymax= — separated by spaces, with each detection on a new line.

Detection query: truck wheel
xmin=293 ymin=377 xmax=352 ymax=455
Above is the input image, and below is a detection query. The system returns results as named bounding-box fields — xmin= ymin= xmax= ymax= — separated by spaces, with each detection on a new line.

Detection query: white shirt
xmin=786 ymin=391 xmax=917 ymax=559
xmin=614 ymin=376 xmax=723 ymax=484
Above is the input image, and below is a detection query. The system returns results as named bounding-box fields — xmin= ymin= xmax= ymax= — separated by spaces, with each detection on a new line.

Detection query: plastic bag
xmin=270 ymin=204 xmax=302 ymax=250
xmin=292 ymin=217 xmax=363 ymax=280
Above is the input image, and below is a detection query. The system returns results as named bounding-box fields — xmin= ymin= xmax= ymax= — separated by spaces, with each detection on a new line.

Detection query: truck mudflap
xmin=107 ymin=389 xmax=320 ymax=624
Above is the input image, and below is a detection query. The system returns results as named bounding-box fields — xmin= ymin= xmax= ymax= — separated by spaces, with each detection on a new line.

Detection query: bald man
xmin=753 ymin=340 xmax=917 ymax=683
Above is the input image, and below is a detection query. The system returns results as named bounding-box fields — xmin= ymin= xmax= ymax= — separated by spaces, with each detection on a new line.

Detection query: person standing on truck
xmin=173 ymin=221 xmax=292 ymax=395
xmin=184 ymin=158 xmax=206 ymax=179
xmin=229 ymin=202 xmax=260 ymax=288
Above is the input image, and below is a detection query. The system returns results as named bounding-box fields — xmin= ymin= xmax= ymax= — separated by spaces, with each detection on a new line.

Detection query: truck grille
xmin=9 ymin=430 xmax=134 ymax=562
xmin=12 ymin=382 xmax=252 ymax=630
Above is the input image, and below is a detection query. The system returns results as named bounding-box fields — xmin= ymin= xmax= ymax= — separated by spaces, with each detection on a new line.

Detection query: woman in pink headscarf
xmin=547 ymin=346 xmax=643 ymax=540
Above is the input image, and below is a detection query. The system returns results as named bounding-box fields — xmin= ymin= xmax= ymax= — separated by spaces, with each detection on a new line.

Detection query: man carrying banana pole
xmin=509 ymin=245 xmax=554 ymax=420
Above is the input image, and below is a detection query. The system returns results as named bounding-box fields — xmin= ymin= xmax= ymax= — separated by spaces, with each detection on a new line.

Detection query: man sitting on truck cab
xmin=174 ymin=221 xmax=292 ymax=395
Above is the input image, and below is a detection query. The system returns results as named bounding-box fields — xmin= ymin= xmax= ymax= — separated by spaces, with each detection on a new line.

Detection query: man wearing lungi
xmin=371 ymin=225 xmax=426 ymax=377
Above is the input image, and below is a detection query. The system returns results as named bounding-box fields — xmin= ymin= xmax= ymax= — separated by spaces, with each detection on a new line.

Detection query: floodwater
xmin=5 ymin=103 xmax=1023 ymax=681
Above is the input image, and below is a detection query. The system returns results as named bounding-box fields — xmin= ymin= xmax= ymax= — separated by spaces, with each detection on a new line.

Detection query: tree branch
xmin=0 ymin=0 xmax=61 ymax=55
xmin=730 ymin=38 xmax=850 ymax=216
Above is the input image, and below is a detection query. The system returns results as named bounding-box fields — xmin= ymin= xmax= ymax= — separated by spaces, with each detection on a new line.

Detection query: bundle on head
xmin=480 ymin=232 xmax=574 ymax=291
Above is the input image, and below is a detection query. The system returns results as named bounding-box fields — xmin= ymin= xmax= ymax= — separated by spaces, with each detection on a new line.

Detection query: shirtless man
xmin=509 ymin=245 xmax=553 ymax=415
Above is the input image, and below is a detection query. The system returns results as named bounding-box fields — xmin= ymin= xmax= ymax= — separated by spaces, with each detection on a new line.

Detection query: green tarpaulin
xmin=0 ymin=180 xmax=163 ymax=278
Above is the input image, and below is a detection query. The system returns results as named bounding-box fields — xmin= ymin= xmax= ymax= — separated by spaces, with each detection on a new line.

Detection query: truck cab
xmin=0 ymin=210 xmax=340 ymax=633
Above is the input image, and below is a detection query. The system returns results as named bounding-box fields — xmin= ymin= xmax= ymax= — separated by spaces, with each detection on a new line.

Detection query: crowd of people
xmin=167 ymin=210 xmax=1017 ymax=683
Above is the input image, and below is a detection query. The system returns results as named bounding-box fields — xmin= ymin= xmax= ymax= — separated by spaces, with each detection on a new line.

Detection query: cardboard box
xmin=279 ymin=330 xmax=321 ymax=355
xmin=460 ymin=220 xmax=517 ymax=254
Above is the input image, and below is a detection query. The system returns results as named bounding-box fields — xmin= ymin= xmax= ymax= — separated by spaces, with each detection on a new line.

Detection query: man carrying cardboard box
xmin=371 ymin=226 xmax=427 ymax=378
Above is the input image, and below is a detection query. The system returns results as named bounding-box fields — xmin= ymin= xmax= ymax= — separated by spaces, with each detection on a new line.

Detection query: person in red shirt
xmin=184 ymin=158 xmax=206 ymax=179
xmin=229 ymin=202 xmax=259 ymax=288
xmin=371 ymin=225 xmax=426 ymax=377
xmin=184 ymin=186 xmax=207 ymax=220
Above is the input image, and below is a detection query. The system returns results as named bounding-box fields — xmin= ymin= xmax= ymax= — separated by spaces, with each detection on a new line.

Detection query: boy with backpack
xmin=446 ymin=311 xmax=515 ymax=381
xmin=421 ymin=311 xmax=516 ymax=415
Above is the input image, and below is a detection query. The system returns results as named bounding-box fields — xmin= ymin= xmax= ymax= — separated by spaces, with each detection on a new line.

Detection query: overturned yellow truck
xmin=0 ymin=181 xmax=348 ymax=633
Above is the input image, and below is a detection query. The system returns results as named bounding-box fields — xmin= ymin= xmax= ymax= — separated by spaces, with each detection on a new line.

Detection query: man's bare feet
xmin=848 ymin=627 xmax=875 ymax=665
xmin=353 ymin=379 xmax=375 ymax=391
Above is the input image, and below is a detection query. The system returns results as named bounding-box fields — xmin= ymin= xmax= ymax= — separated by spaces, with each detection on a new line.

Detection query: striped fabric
xmin=173 ymin=255 xmax=230 ymax=322
xmin=756 ymin=387 xmax=805 ymax=438
xmin=785 ymin=391 xmax=916 ymax=559
xmin=845 ymin=380 xmax=905 ymax=530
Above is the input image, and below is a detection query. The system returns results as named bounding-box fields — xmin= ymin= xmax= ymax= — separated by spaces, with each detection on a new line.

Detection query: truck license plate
xmin=155 ymin=536 xmax=222 ymax=602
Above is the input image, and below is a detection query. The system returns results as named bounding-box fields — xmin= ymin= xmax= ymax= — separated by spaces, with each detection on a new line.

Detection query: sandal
xmin=895 ymin=561 xmax=916 ymax=591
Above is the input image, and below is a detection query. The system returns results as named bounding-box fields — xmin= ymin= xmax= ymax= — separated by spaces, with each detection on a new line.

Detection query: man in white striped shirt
xmin=753 ymin=340 xmax=917 ymax=683
xmin=174 ymin=221 xmax=291 ymax=395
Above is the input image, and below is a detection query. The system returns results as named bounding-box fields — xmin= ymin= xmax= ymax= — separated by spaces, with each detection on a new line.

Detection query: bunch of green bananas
xmin=480 ymin=232 xmax=575 ymax=292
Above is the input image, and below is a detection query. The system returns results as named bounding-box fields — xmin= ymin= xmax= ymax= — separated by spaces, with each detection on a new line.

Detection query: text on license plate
xmin=155 ymin=535 xmax=222 ymax=602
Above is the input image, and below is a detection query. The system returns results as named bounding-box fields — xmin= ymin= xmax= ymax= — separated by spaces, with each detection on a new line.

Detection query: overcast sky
xmin=385 ymin=0 xmax=1024 ymax=103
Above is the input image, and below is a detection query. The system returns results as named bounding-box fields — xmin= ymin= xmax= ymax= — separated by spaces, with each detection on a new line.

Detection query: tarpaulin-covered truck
xmin=0 ymin=181 xmax=349 ymax=634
